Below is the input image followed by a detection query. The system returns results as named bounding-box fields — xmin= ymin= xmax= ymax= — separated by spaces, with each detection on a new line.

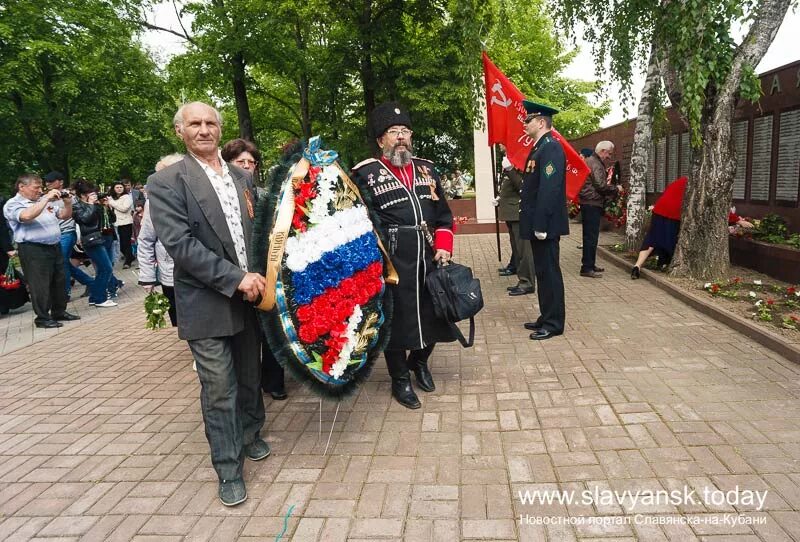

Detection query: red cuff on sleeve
xmin=434 ymin=228 xmax=454 ymax=253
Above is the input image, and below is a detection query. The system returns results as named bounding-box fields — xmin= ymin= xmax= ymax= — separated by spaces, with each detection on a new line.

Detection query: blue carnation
xmin=291 ymin=233 xmax=381 ymax=305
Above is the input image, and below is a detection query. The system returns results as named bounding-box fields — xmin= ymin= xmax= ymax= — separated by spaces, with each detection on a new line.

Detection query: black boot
xmin=385 ymin=350 xmax=421 ymax=409
xmin=408 ymin=345 xmax=435 ymax=392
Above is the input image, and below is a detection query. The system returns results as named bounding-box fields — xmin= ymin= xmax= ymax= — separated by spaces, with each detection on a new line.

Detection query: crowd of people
xmin=440 ymin=169 xmax=473 ymax=199
xmin=0 ymin=97 xmax=599 ymax=507
xmin=0 ymin=173 xmax=148 ymax=325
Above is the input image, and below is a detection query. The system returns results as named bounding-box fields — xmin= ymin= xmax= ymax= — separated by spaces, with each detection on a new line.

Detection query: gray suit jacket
xmin=147 ymin=156 xmax=254 ymax=341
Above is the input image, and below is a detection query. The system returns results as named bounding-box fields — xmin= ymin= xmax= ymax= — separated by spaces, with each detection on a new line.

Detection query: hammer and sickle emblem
xmin=490 ymin=81 xmax=512 ymax=108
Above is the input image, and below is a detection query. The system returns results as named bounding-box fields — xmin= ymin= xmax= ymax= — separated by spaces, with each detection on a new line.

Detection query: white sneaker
xmin=95 ymin=300 xmax=118 ymax=308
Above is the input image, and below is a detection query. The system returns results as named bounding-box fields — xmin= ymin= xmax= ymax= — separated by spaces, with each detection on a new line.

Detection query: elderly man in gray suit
xmin=147 ymin=101 xmax=268 ymax=506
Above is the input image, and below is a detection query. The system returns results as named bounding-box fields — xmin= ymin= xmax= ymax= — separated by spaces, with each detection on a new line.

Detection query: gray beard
xmin=384 ymin=144 xmax=413 ymax=167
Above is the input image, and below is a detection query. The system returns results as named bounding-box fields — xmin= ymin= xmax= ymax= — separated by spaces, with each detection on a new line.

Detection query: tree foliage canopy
xmin=0 ymin=0 xmax=177 ymax=192
xmin=1 ymin=0 xmax=608 ymax=192
xmin=552 ymin=0 xmax=769 ymax=142
xmin=165 ymin=0 xmax=608 ymax=171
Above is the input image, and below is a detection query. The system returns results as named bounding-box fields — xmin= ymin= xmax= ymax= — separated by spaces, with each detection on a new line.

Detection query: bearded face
xmin=379 ymin=126 xmax=414 ymax=167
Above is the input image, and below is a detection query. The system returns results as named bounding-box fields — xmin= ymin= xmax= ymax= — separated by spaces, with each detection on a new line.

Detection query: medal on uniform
xmin=429 ymin=180 xmax=439 ymax=201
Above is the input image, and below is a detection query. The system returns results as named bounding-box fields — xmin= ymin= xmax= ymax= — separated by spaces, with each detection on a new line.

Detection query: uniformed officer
xmin=497 ymin=155 xmax=535 ymax=296
xmin=351 ymin=102 xmax=455 ymax=409
xmin=519 ymin=101 xmax=569 ymax=340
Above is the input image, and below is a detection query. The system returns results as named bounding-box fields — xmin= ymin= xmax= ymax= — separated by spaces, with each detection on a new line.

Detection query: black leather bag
xmin=81 ymin=230 xmax=104 ymax=248
xmin=425 ymin=261 xmax=483 ymax=347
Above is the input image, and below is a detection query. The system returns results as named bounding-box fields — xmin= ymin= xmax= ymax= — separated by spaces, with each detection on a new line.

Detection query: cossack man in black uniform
xmin=518 ymin=100 xmax=569 ymax=340
xmin=351 ymin=102 xmax=456 ymax=409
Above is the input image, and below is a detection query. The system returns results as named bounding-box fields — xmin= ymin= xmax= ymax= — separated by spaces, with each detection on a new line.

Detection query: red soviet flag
xmin=482 ymin=51 xmax=589 ymax=200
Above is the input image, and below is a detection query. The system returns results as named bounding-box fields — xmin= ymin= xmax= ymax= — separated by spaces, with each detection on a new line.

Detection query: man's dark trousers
xmin=17 ymin=242 xmax=67 ymax=322
xmin=188 ymin=306 xmax=265 ymax=482
xmin=580 ymin=205 xmax=602 ymax=273
xmin=531 ymin=238 xmax=565 ymax=334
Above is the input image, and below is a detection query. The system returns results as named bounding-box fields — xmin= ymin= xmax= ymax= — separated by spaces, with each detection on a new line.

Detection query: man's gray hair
xmin=16 ymin=173 xmax=42 ymax=188
xmin=155 ymin=153 xmax=185 ymax=171
xmin=595 ymin=140 xmax=615 ymax=153
xmin=173 ymin=102 xmax=222 ymax=128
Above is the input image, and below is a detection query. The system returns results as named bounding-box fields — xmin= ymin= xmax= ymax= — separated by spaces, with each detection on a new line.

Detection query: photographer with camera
xmin=2 ymin=173 xmax=81 ymax=328
xmin=44 ymin=171 xmax=95 ymax=301
xmin=92 ymin=188 xmax=124 ymax=298
xmin=72 ymin=180 xmax=118 ymax=308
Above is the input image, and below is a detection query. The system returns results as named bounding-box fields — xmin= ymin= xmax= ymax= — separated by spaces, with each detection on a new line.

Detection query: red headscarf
xmin=652 ymin=176 xmax=740 ymax=225
xmin=652 ymin=176 xmax=688 ymax=220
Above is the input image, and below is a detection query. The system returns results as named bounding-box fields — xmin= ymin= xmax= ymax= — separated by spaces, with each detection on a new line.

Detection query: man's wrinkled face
xmin=19 ymin=181 xmax=43 ymax=201
xmin=176 ymin=104 xmax=221 ymax=156
xmin=598 ymin=147 xmax=615 ymax=164
xmin=378 ymin=125 xmax=414 ymax=167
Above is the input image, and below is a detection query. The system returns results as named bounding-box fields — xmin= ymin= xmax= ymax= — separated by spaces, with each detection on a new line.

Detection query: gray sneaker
xmin=244 ymin=438 xmax=271 ymax=461
xmin=219 ymin=478 xmax=247 ymax=506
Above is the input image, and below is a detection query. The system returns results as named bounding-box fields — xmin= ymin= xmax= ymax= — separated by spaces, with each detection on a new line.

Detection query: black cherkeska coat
xmin=351 ymin=157 xmax=455 ymax=351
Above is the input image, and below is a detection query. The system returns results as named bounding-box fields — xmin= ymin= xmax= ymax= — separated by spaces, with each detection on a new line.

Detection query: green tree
xmin=0 ymin=0 xmax=176 ymax=191
xmin=160 ymin=0 xmax=607 ymax=173
xmin=555 ymin=0 xmax=793 ymax=279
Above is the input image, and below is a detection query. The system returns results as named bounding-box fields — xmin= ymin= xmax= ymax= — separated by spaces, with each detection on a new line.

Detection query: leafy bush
xmin=753 ymin=214 xmax=789 ymax=244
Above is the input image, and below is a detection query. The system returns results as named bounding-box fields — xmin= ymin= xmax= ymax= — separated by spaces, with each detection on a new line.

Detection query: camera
xmin=60 ymin=190 xmax=71 ymax=198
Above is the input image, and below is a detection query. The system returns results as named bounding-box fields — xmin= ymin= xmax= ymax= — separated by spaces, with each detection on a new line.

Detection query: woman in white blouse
xmin=107 ymin=181 xmax=135 ymax=268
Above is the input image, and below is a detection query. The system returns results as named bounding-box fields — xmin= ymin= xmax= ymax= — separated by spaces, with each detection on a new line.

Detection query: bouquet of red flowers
xmin=604 ymin=187 xmax=628 ymax=228
xmin=0 ymin=261 xmax=22 ymax=290
xmin=567 ymin=198 xmax=580 ymax=219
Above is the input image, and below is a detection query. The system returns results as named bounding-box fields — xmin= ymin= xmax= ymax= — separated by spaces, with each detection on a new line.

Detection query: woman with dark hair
xmin=72 ymin=181 xmax=118 ymax=308
xmin=221 ymin=138 xmax=261 ymax=188
xmin=107 ymin=181 xmax=135 ymax=268
xmin=221 ymin=138 xmax=287 ymax=400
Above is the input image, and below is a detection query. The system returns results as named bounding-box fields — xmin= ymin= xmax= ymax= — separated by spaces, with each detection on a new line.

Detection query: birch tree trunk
xmin=626 ymin=43 xmax=660 ymax=250
xmin=670 ymin=0 xmax=791 ymax=279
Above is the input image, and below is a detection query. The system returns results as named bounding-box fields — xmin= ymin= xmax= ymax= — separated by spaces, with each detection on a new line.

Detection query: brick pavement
xmin=1 ymin=231 xmax=800 ymax=541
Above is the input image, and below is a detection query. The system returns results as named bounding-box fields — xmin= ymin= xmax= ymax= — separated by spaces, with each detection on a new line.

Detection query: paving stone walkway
xmin=1 ymin=231 xmax=800 ymax=541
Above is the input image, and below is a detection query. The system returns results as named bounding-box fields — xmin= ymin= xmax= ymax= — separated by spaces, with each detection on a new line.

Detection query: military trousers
xmin=509 ymin=221 xmax=535 ymax=290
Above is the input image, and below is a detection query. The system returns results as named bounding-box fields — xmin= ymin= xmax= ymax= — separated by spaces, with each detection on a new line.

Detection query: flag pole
xmin=490 ymin=144 xmax=502 ymax=263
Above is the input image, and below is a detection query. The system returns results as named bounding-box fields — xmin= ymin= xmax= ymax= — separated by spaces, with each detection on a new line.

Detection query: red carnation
xmin=299 ymin=182 xmax=316 ymax=200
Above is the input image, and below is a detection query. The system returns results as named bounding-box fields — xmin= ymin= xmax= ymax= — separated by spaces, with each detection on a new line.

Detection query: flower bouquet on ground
xmin=252 ymin=137 xmax=394 ymax=398
xmin=0 ymin=260 xmax=28 ymax=310
xmin=0 ymin=261 xmax=22 ymax=291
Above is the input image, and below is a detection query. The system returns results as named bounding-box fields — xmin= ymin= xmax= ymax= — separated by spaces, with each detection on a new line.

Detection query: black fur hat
xmin=370 ymin=102 xmax=412 ymax=138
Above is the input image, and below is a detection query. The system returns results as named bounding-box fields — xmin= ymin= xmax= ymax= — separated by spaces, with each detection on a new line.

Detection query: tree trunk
xmin=669 ymin=111 xmax=737 ymax=279
xmin=9 ymin=91 xmax=47 ymax=170
xmin=39 ymin=56 xmax=69 ymax=179
xmin=231 ymin=51 xmax=254 ymax=141
xmin=670 ymin=0 xmax=791 ymax=279
xmin=359 ymin=0 xmax=377 ymax=149
xmin=625 ymin=43 xmax=660 ymax=251
xmin=294 ymin=20 xmax=312 ymax=140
